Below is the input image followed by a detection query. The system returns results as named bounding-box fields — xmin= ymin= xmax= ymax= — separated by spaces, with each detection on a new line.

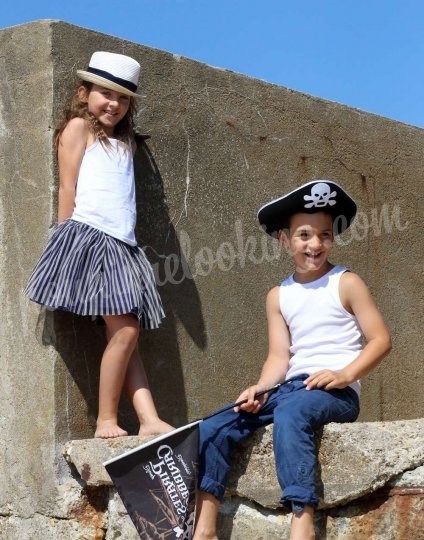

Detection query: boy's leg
xmin=273 ymin=380 xmax=359 ymax=512
xmin=195 ymin=392 xmax=279 ymax=538
xmin=193 ymin=492 xmax=220 ymax=540
xmin=290 ymin=505 xmax=315 ymax=540
xmin=124 ymin=346 xmax=174 ymax=436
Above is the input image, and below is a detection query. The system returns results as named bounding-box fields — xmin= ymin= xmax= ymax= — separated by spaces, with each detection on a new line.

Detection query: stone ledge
xmin=63 ymin=435 xmax=156 ymax=486
xmin=228 ymin=418 xmax=424 ymax=509
xmin=63 ymin=419 xmax=424 ymax=509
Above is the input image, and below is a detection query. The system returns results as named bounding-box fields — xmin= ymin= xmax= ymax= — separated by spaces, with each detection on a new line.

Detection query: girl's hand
xmin=233 ymin=385 xmax=269 ymax=414
xmin=304 ymin=370 xmax=351 ymax=391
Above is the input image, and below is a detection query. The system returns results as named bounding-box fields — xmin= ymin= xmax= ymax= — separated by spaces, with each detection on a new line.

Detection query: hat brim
xmin=258 ymin=180 xmax=357 ymax=237
xmin=76 ymin=70 xmax=144 ymax=98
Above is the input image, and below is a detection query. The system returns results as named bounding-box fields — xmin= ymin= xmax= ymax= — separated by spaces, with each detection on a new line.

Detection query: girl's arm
xmin=235 ymin=286 xmax=291 ymax=413
xmin=305 ymin=271 xmax=392 ymax=391
xmin=57 ymin=118 xmax=89 ymax=223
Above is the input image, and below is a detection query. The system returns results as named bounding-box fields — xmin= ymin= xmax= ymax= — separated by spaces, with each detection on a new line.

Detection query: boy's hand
xmin=304 ymin=370 xmax=352 ymax=391
xmin=234 ymin=385 xmax=268 ymax=414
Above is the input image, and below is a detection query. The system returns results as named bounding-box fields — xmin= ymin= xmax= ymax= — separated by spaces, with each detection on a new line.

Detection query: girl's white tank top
xmin=280 ymin=265 xmax=362 ymax=395
xmin=72 ymin=139 xmax=137 ymax=246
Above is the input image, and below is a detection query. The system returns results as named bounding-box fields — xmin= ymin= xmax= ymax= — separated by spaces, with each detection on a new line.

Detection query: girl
xmin=24 ymin=51 xmax=173 ymax=439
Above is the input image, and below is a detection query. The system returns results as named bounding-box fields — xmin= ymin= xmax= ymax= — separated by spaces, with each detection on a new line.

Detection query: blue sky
xmin=2 ymin=0 xmax=423 ymax=128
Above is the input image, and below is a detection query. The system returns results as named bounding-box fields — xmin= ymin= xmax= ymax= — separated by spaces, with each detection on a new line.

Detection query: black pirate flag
xmin=104 ymin=421 xmax=200 ymax=539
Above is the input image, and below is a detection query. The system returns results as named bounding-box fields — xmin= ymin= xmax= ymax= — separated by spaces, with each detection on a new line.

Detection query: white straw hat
xmin=77 ymin=51 xmax=142 ymax=98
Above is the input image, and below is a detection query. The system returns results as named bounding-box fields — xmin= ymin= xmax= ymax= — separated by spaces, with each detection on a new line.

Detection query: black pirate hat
xmin=258 ymin=180 xmax=357 ymax=236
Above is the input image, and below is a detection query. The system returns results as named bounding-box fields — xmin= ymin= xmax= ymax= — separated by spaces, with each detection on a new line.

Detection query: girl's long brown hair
xmin=54 ymin=81 xmax=137 ymax=150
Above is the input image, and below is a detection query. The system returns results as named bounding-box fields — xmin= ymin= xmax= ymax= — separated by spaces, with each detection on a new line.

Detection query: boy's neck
xmin=293 ymin=262 xmax=334 ymax=284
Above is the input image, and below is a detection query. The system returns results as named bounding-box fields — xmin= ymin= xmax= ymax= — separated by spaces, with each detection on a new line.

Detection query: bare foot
xmin=139 ymin=418 xmax=174 ymax=437
xmin=95 ymin=421 xmax=128 ymax=438
xmin=193 ymin=534 xmax=218 ymax=540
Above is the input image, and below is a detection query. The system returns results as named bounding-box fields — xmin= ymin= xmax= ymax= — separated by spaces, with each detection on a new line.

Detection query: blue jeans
xmin=198 ymin=376 xmax=360 ymax=509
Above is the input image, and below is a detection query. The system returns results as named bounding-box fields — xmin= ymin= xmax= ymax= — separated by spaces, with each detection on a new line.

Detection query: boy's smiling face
xmin=279 ymin=212 xmax=334 ymax=281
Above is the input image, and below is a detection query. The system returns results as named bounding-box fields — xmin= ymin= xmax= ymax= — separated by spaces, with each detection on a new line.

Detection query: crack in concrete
xmin=173 ymin=120 xmax=191 ymax=230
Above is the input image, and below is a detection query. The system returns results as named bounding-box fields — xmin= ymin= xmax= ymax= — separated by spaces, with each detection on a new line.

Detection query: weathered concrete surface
xmin=105 ymin=492 xmax=139 ymax=540
xmin=0 ymin=20 xmax=60 ymax=521
xmin=63 ymin=420 xmax=424 ymax=539
xmin=217 ymin=492 xmax=424 ymax=540
xmin=1 ymin=18 xmax=423 ymax=539
xmin=217 ymin=500 xmax=292 ymax=539
xmin=5 ymin=19 xmax=421 ymax=435
xmin=0 ymin=481 xmax=108 ymax=540
xmin=64 ymin=420 xmax=424 ymax=506
xmin=228 ymin=419 xmax=424 ymax=509
xmin=63 ymin=435 xmax=155 ymax=486
xmin=389 ymin=464 xmax=424 ymax=488
xmin=0 ymin=516 xmax=104 ymax=540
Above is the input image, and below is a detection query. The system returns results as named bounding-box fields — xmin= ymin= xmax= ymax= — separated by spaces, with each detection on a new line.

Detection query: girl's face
xmin=79 ymin=84 xmax=131 ymax=136
xmin=279 ymin=212 xmax=334 ymax=281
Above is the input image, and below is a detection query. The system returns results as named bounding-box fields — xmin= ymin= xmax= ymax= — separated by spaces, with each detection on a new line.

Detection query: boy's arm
xmin=57 ymin=118 xmax=89 ymax=223
xmin=235 ymin=286 xmax=291 ymax=413
xmin=305 ymin=272 xmax=392 ymax=391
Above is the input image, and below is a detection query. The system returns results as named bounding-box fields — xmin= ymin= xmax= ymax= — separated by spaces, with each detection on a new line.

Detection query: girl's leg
xmin=193 ymin=492 xmax=219 ymax=540
xmin=124 ymin=346 xmax=174 ymax=436
xmin=95 ymin=314 xmax=140 ymax=438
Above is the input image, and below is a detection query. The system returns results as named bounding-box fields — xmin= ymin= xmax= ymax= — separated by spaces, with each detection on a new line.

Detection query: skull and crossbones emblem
xmin=303 ymin=182 xmax=337 ymax=208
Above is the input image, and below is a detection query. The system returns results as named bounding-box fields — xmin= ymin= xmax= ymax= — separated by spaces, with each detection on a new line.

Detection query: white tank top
xmin=72 ymin=138 xmax=137 ymax=246
xmin=280 ymin=265 xmax=362 ymax=395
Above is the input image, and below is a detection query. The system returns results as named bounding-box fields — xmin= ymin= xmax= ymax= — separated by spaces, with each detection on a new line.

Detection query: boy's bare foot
xmin=138 ymin=418 xmax=174 ymax=437
xmin=95 ymin=421 xmax=128 ymax=438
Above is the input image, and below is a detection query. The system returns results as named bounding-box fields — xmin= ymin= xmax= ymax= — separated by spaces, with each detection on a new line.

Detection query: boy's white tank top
xmin=280 ymin=265 xmax=362 ymax=395
xmin=72 ymin=138 xmax=137 ymax=246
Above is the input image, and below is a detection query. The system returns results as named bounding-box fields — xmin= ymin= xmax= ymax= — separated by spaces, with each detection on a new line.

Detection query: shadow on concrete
xmin=132 ymin=136 xmax=207 ymax=424
xmin=45 ymin=136 xmax=206 ymax=442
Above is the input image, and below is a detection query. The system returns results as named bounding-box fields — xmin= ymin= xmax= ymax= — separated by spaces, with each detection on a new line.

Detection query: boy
xmin=193 ymin=180 xmax=392 ymax=540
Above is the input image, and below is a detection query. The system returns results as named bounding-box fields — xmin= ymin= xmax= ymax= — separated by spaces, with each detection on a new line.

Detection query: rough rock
xmin=227 ymin=419 xmax=424 ymax=509
xmin=63 ymin=436 xmax=155 ymax=486
xmin=105 ymin=492 xmax=140 ymax=540
xmin=64 ymin=419 xmax=424 ymax=514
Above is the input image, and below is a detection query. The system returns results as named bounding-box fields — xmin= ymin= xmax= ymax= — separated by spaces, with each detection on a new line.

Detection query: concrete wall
xmin=0 ymin=21 xmax=59 ymax=519
xmin=46 ymin=19 xmax=423 ymax=425
xmin=0 ymin=19 xmax=423 ymax=537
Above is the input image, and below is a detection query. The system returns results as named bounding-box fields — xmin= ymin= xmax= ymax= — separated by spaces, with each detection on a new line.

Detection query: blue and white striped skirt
xmin=24 ymin=220 xmax=165 ymax=329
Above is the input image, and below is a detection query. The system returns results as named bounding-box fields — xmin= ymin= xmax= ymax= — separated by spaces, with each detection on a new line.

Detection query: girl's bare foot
xmin=95 ymin=420 xmax=128 ymax=438
xmin=138 ymin=418 xmax=174 ymax=437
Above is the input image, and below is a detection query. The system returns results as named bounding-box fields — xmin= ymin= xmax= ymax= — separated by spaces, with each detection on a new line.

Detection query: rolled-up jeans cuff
xmin=280 ymin=485 xmax=319 ymax=510
xmin=199 ymin=475 xmax=226 ymax=502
